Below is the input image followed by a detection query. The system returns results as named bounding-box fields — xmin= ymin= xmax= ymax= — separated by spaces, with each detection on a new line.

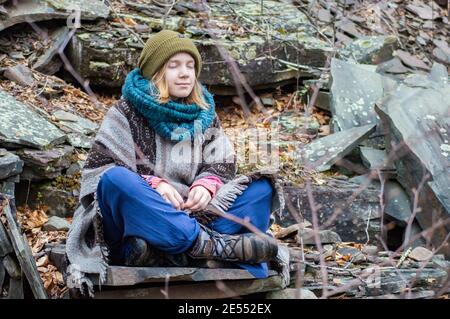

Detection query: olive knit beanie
xmin=138 ymin=30 xmax=202 ymax=80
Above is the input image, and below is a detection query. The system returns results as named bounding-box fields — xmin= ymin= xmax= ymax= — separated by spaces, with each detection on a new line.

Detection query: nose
xmin=179 ymin=65 xmax=190 ymax=77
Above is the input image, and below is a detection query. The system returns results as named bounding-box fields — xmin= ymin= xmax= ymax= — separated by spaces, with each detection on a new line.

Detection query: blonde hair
xmin=151 ymin=61 xmax=210 ymax=109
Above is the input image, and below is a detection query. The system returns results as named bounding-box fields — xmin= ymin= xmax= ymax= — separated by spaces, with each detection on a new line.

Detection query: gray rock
xmin=15 ymin=182 xmax=78 ymax=217
xmin=377 ymin=57 xmax=411 ymax=75
xmin=274 ymin=222 xmax=312 ymax=239
xmin=336 ymin=18 xmax=361 ymax=38
xmin=375 ymin=70 xmax=450 ymax=256
xmin=280 ymin=181 xmax=381 ymax=244
xmin=0 ymin=0 xmax=110 ymax=32
xmin=362 ymin=268 xmax=447 ymax=296
xmin=0 ymin=175 xmax=20 ymax=198
xmin=348 ymin=177 xmax=423 ymax=247
xmin=432 ymin=47 xmax=448 ymax=64
xmin=362 ymin=245 xmax=378 ymax=256
xmin=432 ymin=40 xmax=450 ymax=64
xmin=404 ymin=221 xmax=427 ymax=249
xmin=8 ymin=51 xmax=24 ymax=60
xmin=266 ymin=288 xmax=317 ymax=299
xmin=4 ymin=174 xmax=20 ymax=183
xmin=0 ymin=150 xmax=23 ymax=179
xmin=384 ymin=181 xmax=412 ymax=225
xmin=3 ymin=64 xmax=35 ymax=87
xmin=330 ymin=58 xmax=397 ymax=133
xmin=66 ymin=0 xmax=332 ymax=89
xmin=259 ymin=96 xmax=274 ymax=107
xmin=394 ymin=50 xmax=430 ymax=71
xmin=2 ymin=255 xmax=21 ymax=279
xmin=53 ymin=110 xmax=98 ymax=135
xmin=32 ymin=27 xmax=70 ymax=75
xmin=298 ymin=123 xmax=376 ymax=172
xmin=313 ymin=90 xmax=331 ymax=112
xmin=406 ymin=3 xmax=436 ymax=20
xmin=336 ymin=247 xmax=366 ymax=264
xmin=0 ymin=7 xmax=6 ymax=20
xmin=432 ymin=258 xmax=450 ymax=270
xmin=409 ymin=247 xmax=433 ymax=262
xmin=275 ymin=111 xmax=321 ymax=137
xmin=16 ymin=145 xmax=74 ymax=181
xmin=67 ymin=133 xmax=94 ymax=149
xmin=359 ymin=147 xmax=396 ymax=171
xmin=43 ymin=216 xmax=71 ymax=231
xmin=338 ymin=36 xmax=397 ymax=64
xmin=429 ymin=62 xmax=449 ymax=85
xmin=0 ymin=180 xmax=15 ymax=197
xmin=0 ymin=89 xmax=66 ymax=150
xmin=66 ymin=160 xmax=84 ymax=176
xmin=365 ymin=290 xmax=435 ymax=299
xmin=296 ymin=228 xmax=342 ymax=245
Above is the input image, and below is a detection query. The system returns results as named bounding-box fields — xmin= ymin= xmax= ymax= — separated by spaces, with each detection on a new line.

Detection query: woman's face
xmin=164 ymin=52 xmax=196 ymax=99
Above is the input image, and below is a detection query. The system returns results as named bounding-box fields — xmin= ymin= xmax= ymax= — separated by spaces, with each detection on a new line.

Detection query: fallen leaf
xmin=36 ymin=255 xmax=49 ymax=267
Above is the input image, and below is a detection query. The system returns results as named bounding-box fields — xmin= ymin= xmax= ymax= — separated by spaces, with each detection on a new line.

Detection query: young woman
xmin=66 ymin=30 xmax=288 ymax=296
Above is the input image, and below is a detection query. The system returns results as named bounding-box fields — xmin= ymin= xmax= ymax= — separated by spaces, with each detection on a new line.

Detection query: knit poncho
xmin=65 ymin=99 xmax=286 ymax=297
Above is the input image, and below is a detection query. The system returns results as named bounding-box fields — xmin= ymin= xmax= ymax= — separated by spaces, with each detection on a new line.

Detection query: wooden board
xmin=0 ymin=257 xmax=5 ymax=292
xmin=1 ymin=200 xmax=48 ymax=299
xmin=0 ymin=219 xmax=13 ymax=257
xmin=94 ymin=275 xmax=283 ymax=299
xmin=94 ymin=266 xmax=278 ymax=286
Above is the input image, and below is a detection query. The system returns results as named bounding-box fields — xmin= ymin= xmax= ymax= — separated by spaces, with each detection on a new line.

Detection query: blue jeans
xmin=96 ymin=166 xmax=273 ymax=278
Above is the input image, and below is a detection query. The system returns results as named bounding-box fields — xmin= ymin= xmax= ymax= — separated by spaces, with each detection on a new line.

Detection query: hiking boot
xmin=123 ymin=237 xmax=158 ymax=266
xmin=123 ymin=237 xmax=189 ymax=267
xmin=187 ymin=225 xmax=278 ymax=264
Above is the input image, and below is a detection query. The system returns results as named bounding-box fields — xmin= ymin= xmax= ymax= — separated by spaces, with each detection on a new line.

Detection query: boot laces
xmin=203 ymin=227 xmax=244 ymax=261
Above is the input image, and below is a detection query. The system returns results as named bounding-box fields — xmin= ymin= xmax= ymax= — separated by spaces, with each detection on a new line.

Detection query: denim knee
xmin=97 ymin=166 xmax=135 ymax=200
xmin=101 ymin=166 xmax=132 ymax=184
xmin=255 ymin=178 xmax=273 ymax=198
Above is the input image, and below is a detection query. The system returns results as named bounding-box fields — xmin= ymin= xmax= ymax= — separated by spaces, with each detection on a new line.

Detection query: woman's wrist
xmin=190 ymin=177 xmax=220 ymax=197
xmin=141 ymin=175 xmax=169 ymax=189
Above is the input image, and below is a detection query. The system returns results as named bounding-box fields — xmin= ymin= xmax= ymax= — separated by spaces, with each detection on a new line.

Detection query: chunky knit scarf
xmin=122 ymin=68 xmax=215 ymax=141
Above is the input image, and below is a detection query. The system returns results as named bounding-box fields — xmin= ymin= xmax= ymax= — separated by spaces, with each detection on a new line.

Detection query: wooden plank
xmin=94 ymin=266 xmax=278 ymax=287
xmin=1 ymin=200 xmax=48 ymax=299
xmin=0 ymin=257 xmax=5 ymax=292
xmin=94 ymin=275 xmax=283 ymax=299
xmin=0 ymin=218 xmax=13 ymax=257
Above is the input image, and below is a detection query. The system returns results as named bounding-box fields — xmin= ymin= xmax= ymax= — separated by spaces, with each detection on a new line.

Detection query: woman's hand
xmin=155 ymin=182 xmax=184 ymax=210
xmin=184 ymin=186 xmax=212 ymax=212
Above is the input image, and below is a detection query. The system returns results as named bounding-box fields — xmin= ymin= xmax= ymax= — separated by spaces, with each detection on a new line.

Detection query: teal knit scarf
xmin=122 ymin=68 xmax=215 ymax=141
